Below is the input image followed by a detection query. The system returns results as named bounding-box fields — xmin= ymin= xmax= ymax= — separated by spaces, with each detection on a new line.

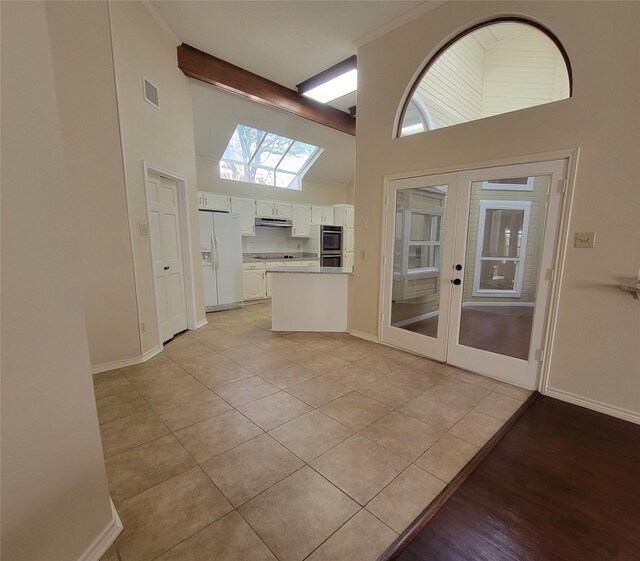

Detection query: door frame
xmin=143 ymin=162 xmax=199 ymax=348
xmin=379 ymin=148 xmax=580 ymax=391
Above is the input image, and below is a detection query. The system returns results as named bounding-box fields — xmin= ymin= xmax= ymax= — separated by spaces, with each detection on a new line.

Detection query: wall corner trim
xmin=349 ymin=330 xmax=379 ymax=343
xmin=195 ymin=318 xmax=208 ymax=329
xmin=544 ymin=387 xmax=640 ymax=425
xmin=90 ymin=345 xmax=162 ymax=375
xmin=76 ymin=499 xmax=123 ymax=561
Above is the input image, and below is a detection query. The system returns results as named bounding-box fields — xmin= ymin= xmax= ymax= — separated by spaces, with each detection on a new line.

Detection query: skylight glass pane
xmin=275 ymin=171 xmax=296 ymax=188
xmin=277 ymin=141 xmax=318 ymax=173
xmin=222 ymin=125 xmax=265 ymax=163
xmin=255 ymin=133 xmax=293 ymax=168
xmin=219 ymin=160 xmax=247 ymax=182
xmin=251 ymin=166 xmax=274 ymax=186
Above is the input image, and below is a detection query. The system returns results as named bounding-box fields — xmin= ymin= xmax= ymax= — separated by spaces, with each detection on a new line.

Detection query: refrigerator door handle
xmin=213 ymin=234 xmax=220 ymax=271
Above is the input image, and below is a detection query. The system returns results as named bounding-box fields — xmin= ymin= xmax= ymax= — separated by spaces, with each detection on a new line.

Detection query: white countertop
xmin=267 ymin=265 xmax=353 ymax=275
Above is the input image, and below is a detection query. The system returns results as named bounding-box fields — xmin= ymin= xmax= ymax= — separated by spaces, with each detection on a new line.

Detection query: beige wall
xmin=47 ymin=1 xmax=141 ymax=367
xmin=197 ymin=157 xmax=350 ymax=205
xmin=353 ymin=1 xmax=640 ymax=417
xmin=1 ymin=2 xmax=114 ymax=559
xmin=109 ymin=0 xmax=205 ymax=353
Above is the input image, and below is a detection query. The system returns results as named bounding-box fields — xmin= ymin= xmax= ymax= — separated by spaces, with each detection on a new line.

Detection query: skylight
xmin=219 ymin=125 xmax=322 ymax=190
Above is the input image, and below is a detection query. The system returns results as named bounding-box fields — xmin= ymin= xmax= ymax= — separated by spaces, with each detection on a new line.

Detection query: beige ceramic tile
xmin=474 ymin=392 xmax=523 ymax=421
xmin=101 ymin=544 xmax=120 ymax=561
xmin=319 ymin=391 xmax=392 ymax=431
xmin=306 ymin=509 xmax=397 ymax=561
xmin=449 ymin=411 xmax=504 ymax=447
xmin=100 ymin=410 xmax=169 ymax=458
xmin=493 ymin=382 xmax=533 ymax=402
xmin=332 ymin=342 xmax=383 ymax=362
xmin=156 ymin=511 xmax=276 ymax=561
xmin=105 ymin=434 xmax=195 ymax=502
xmin=255 ymin=337 xmax=305 ymax=353
xmin=175 ymin=410 xmax=262 ymax=463
xmin=116 ymin=467 xmax=232 ymax=561
xmin=302 ymin=336 xmax=352 ymax=353
xmin=119 ymin=352 xmax=171 ymax=375
xmin=430 ymin=379 xmax=493 ymax=406
xmin=289 ymin=348 xmax=350 ymax=374
xmin=325 ymin=365 xmax=381 ymax=389
xmin=193 ymin=330 xmax=247 ymax=352
xmin=285 ymin=376 xmax=350 ymax=407
xmin=239 ymin=328 xmax=282 ymax=344
xmin=447 ymin=369 xmax=501 ymax=389
xmin=162 ymin=337 xmax=212 ymax=362
xmin=258 ymin=363 xmax=317 ymax=389
xmin=237 ymin=392 xmax=312 ymax=431
xmin=414 ymin=433 xmax=479 ymax=483
xmin=238 ymin=466 xmax=359 ymax=561
xmin=269 ymin=410 xmax=353 ymax=462
xmin=134 ymin=369 xmax=206 ymax=406
xmin=385 ymin=369 xmax=445 ymax=391
xmin=201 ymin=434 xmax=303 ymax=507
xmin=360 ymin=411 xmax=444 ymax=462
xmin=231 ymin=352 xmax=293 ymax=375
xmin=366 ymin=465 xmax=445 ymax=533
xmin=356 ymin=378 xmax=417 ymax=407
xmin=311 ymin=434 xmax=408 ymax=505
xmin=219 ymin=342 xmax=264 ymax=361
xmin=93 ymin=370 xmax=133 ymax=399
xmin=121 ymin=362 xmax=186 ymax=386
xmin=399 ymin=391 xmax=474 ymax=430
xmin=152 ymin=390 xmax=232 ymax=431
xmin=96 ymin=387 xmax=149 ymax=425
xmin=214 ymin=376 xmax=279 ymax=407
xmin=181 ymin=357 xmax=254 ymax=389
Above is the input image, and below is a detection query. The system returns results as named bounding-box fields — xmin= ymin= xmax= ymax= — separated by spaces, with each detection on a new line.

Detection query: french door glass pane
xmin=459 ymin=175 xmax=550 ymax=360
xmin=391 ymin=185 xmax=447 ymax=338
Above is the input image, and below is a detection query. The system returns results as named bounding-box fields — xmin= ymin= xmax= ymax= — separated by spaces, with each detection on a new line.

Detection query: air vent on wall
xmin=143 ymin=77 xmax=159 ymax=109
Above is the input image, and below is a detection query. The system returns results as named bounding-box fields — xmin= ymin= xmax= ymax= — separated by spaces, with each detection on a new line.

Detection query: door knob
xmin=455 ymin=264 xmax=463 ymax=271
xmin=164 ymin=266 xmax=170 ymax=270
xmin=451 ymin=278 xmax=461 ymax=285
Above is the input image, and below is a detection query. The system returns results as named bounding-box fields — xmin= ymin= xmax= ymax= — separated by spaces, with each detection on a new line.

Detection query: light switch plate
xmin=574 ymin=232 xmax=595 ymax=248
xmin=138 ymin=222 xmax=149 ymax=236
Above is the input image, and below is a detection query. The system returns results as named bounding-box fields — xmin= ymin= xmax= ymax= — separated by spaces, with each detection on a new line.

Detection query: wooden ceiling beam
xmin=177 ymin=44 xmax=355 ymax=136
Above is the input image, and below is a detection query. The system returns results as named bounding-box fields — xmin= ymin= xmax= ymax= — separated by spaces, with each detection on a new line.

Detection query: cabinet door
xmin=343 ymin=252 xmax=354 ymax=270
xmin=243 ymin=269 xmax=265 ymax=299
xmin=344 ymin=227 xmax=355 ymax=252
xmin=265 ymin=262 xmax=284 ymax=297
xmin=345 ymin=207 xmax=355 ymax=228
xmin=322 ymin=207 xmax=334 ymax=225
xmin=311 ymin=206 xmax=323 ymax=225
xmin=197 ymin=191 xmax=205 ymax=210
xmin=204 ymin=193 xmax=230 ymax=212
xmin=291 ymin=204 xmax=311 ymax=237
xmin=256 ymin=199 xmax=275 ymax=217
xmin=274 ymin=202 xmax=292 ymax=218
xmin=231 ymin=197 xmax=256 ymax=236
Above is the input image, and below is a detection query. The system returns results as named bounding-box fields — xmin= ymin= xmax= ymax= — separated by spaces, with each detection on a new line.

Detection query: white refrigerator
xmin=199 ymin=211 xmax=244 ymax=311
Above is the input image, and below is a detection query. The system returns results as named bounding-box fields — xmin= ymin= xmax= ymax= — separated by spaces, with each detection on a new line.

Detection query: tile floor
xmin=95 ymin=302 xmax=531 ymax=561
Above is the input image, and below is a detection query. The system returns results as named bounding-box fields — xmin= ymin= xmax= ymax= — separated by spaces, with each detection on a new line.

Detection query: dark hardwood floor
xmin=394 ymin=396 xmax=640 ymax=561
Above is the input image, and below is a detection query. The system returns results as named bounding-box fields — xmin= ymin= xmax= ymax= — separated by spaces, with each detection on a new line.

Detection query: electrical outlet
xmin=138 ymin=222 xmax=149 ymax=236
xmin=574 ymin=232 xmax=596 ymax=248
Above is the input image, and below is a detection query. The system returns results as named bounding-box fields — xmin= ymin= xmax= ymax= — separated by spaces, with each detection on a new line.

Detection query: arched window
xmin=398 ymin=19 xmax=571 ymax=137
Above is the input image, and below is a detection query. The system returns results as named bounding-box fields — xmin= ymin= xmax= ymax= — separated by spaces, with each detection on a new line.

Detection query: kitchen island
xmin=267 ymin=265 xmax=352 ymax=332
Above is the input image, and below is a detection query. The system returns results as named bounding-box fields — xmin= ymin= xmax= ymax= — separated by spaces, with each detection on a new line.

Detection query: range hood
xmin=255 ymin=217 xmax=293 ymax=228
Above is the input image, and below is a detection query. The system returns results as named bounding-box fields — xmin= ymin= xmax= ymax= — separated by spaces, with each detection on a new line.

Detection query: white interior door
xmin=381 ymin=159 xmax=567 ymax=388
xmin=147 ymin=173 xmax=188 ymax=343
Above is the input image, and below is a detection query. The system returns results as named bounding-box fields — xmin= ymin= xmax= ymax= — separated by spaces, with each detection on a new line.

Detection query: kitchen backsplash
xmin=242 ymin=226 xmax=320 ymax=255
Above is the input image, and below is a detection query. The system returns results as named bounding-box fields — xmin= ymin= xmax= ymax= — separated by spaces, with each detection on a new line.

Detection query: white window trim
xmin=482 ymin=176 xmax=535 ymax=191
xmin=472 ymin=200 xmax=531 ymax=298
xmin=396 ymin=207 xmax=443 ymax=275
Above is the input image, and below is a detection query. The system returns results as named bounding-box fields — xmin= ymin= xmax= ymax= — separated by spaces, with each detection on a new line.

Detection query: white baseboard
xmin=462 ymin=301 xmax=535 ymax=308
xmin=392 ymin=311 xmax=439 ymax=328
xmin=91 ymin=345 xmax=162 ymax=375
xmin=544 ymin=386 xmax=640 ymax=425
xmin=350 ymin=330 xmax=379 ymax=343
xmin=195 ymin=318 xmax=208 ymax=329
xmin=77 ymin=499 xmax=123 ymax=561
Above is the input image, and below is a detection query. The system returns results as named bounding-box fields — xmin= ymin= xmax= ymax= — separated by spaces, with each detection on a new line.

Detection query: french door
xmin=381 ymin=159 xmax=567 ymax=388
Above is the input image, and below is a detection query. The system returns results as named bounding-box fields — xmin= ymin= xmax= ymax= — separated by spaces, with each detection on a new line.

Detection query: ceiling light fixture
xmin=297 ymin=55 xmax=357 ymax=104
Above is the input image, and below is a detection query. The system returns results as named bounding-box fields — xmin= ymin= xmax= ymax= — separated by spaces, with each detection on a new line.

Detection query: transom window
xmin=398 ymin=19 xmax=571 ymax=137
xmin=219 ymin=125 xmax=322 ymax=190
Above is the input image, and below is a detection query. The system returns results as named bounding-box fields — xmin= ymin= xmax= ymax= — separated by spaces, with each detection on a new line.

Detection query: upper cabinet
xmin=311 ymin=206 xmax=335 ymax=225
xmin=334 ymin=205 xmax=354 ymax=228
xmin=256 ymin=199 xmax=275 ymax=218
xmin=291 ymin=204 xmax=311 ymax=238
xmin=274 ymin=201 xmax=292 ymax=218
xmin=343 ymin=227 xmax=355 ymax=252
xmin=198 ymin=191 xmax=230 ymax=212
xmin=231 ymin=197 xmax=256 ymax=236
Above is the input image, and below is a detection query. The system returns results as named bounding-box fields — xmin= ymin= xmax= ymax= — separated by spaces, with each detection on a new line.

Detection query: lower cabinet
xmin=243 ymin=267 xmax=265 ymax=300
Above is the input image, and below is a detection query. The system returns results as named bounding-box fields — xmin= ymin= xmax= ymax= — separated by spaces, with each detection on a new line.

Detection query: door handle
xmin=455 ymin=264 xmax=463 ymax=271
xmin=213 ymin=235 xmax=220 ymax=271
xmin=163 ymin=266 xmax=170 ymax=271
xmin=451 ymin=278 xmax=461 ymax=285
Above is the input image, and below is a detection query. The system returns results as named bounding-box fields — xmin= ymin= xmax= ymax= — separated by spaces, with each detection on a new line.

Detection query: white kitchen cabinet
xmin=322 ymin=207 xmax=334 ymax=225
xmin=274 ymin=201 xmax=292 ymax=218
xmin=256 ymin=199 xmax=275 ymax=218
xmin=231 ymin=197 xmax=256 ymax=236
xmin=343 ymin=227 xmax=355 ymax=252
xmin=311 ymin=206 xmax=324 ymax=225
xmin=311 ymin=206 xmax=335 ymax=225
xmin=343 ymin=252 xmax=354 ymax=270
xmin=198 ymin=191 xmax=230 ymax=212
xmin=291 ymin=204 xmax=311 ymax=238
xmin=265 ymin=261 xmax=285 ymax=297
xmin=333 ymin=205 xmax=355 ymax=228
xmin=243 ymin=267 xmax=265 ymax=300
